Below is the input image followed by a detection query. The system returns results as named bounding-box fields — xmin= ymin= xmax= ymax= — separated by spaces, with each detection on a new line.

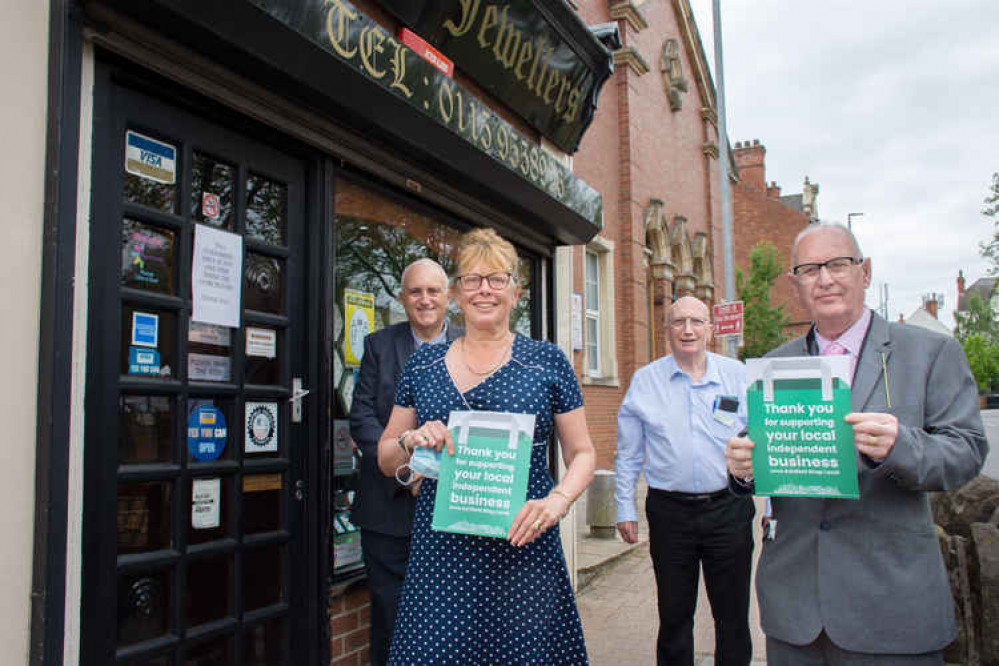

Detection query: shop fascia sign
xmin=372 ymin=0 xmax=612 ymax=154
xmin=249 ymin=0 xmax=602 ymax=229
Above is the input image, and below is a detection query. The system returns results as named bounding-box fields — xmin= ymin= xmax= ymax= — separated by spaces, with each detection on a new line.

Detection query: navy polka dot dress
xmin=387 ymin=335 xmax=589 ymax=665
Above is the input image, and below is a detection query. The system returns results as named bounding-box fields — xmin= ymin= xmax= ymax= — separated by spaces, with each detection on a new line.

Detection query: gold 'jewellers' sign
xmin=249 ymin=0 xmax=602 ymax=228
xmin=374 ymin=0 xmax=612 ymax=154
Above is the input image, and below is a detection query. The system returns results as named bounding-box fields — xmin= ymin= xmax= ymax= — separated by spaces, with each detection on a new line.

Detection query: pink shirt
xmin=815 ymin=308 xmax=872 ymax=380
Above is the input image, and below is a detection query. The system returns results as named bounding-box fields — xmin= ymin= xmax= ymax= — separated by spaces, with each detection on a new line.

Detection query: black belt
xmin=651 ymin=487 xmax=731 ymax=502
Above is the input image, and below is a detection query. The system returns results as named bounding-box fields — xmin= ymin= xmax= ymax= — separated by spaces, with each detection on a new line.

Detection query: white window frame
xmin=582 ymin=236 xmax=618 ymax=386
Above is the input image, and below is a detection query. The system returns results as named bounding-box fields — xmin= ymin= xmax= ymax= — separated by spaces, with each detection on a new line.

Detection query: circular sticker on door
xmin=245 ymin=402 xmax=278 ymax=453
xmin=187 ymin=404 xmax=227 ymax=462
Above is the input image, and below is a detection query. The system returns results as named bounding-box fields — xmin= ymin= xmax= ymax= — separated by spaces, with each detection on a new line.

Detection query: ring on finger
xmin=532 ymin=519 xmax=542 ymax=531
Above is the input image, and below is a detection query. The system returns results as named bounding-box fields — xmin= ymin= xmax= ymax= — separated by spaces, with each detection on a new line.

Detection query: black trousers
xmin=360 ymin=529 xmax=411 ymax=666
xmin=646 ymin=489 xmax=755 ymax=666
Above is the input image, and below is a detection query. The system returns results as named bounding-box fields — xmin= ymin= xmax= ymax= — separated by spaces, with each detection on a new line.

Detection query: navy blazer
xmin=349 ymin=321 xmax=459 ymax=537
xmin=738 ymin=313 xmax=987 ymax=654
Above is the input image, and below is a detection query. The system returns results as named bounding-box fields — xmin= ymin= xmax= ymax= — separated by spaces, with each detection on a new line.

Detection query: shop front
xmin=29 ymin=1 xmax=611 ymax=664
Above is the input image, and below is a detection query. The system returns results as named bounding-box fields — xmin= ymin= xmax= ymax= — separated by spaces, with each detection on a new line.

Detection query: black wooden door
xmin=82 ymin=65 xmax=317 ymax=666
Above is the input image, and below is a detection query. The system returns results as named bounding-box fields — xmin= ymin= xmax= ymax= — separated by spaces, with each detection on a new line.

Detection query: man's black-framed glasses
xmin=791 ymin=256 xmax=863 ymax=281
xmin=455 ymin=271 xmax=514 ymax=291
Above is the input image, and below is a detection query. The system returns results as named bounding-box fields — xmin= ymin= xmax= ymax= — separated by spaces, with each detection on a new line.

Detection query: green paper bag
xmin=747 ymin=357 xmax=859 ymax=499
xmin=432 ymin=410 xmax=535 ymax=538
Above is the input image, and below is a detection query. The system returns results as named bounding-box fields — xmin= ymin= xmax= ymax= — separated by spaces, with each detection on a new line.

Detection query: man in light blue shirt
xmin=615 ymin=295 xmax=754 ymax=665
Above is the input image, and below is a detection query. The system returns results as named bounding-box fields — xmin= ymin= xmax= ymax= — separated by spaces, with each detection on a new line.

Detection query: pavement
xmin=573 ymin=480 xmax=768 ymax=666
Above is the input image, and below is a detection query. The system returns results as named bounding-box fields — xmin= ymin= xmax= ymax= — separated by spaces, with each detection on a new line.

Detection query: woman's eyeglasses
xmin=455 ymin=272 xmax=514 ymax=291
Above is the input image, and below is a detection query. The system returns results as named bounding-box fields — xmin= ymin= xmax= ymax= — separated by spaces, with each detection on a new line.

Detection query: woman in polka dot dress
xmin=378 ymin=228 xmax=596 ymax=665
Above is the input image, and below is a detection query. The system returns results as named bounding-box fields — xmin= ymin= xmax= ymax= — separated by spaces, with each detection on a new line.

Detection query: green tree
xmin=953 ymin=290 xmax=998 ymax=345
xmin=979 ymin=172 xmax=999 ymax=272
xmin=736 ymin=241 xmax=790 ymax=360
xmin=962 ymin=334 xmax=999 ymax=394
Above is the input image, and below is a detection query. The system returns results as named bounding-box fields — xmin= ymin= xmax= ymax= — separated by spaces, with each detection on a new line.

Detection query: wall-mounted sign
xmin=189 ymin=321 xmax=232 ymax=347
xmin=399 ymin=27 xmax=453 ymax=77
xmin=245 ymin=402 xmax=278 ymax=453
xmin=344 ymin=289 xmax=374 ymax=367
xmin=187 ymin=404 xmax=228 ymax=462
xmin=248 ymin=0 xmax=603 ymax=229
xmin=201 ymin=191 xmax=222 ymax=221
xmin=192 ymin=224 xmax=243 ymax=328
xmin=191 ymin=478 xmax=221 ymax=530
xmin=131 ymin=311 xmax=159 ymax=348
xmin=128 ymin=346 xmax=161 ymax=375
xmin=125 ymin=130 xmax=177 ymax=184
xmin=376 ymin=0 xmax=613 ymax=154
xmin=188 ymin=353 xmax=231 ymax=382
xmin=246 ymin=327 xmax=277 ymax=358
xmin=713 ymin=301 xmax=744 ymax=337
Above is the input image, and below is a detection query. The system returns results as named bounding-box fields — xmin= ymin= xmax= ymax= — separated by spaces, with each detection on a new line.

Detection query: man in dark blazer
xmin=349 ymin=258 xmax=457 ymax=666
xmin=725 ymin=222 xmax=987 ymax=664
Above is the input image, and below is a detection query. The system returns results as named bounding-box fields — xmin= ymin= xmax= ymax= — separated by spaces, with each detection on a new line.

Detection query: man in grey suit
xmin=725 ymin=222 xmax=987 ymax=664
xmin=349 ymin=258 xmax=456 ymax=666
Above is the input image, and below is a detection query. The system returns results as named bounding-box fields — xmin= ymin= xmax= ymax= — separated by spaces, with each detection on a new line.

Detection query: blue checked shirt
xmin=614 ymin=352 xmax=748 ymax=523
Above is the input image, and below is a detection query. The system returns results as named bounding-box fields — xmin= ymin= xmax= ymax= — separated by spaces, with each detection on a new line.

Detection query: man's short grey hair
xmin=400 ymin=258 xmax=448 ymax=291
xmin=791 ymin=222 xmax=863 ymax=265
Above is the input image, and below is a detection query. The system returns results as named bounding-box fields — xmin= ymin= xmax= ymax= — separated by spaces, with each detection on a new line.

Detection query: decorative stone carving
xmin=613 ymin=47 xmax=649 ymax=76
xmin=660 ymin=38 xmax=688 ymax=111
xmin=609 ymin=0 xmax=649 ymax=32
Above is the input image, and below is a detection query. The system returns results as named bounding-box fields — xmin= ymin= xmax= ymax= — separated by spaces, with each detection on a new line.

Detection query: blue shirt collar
xmin=412 ymin=321 xmax=448 ymax=348
xmin=666 ymin=352 xmax=721 ymax=386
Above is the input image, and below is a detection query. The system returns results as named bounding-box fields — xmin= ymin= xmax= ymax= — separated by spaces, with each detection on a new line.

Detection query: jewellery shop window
xmin=330 ymin=177 xmax=535 ymax=578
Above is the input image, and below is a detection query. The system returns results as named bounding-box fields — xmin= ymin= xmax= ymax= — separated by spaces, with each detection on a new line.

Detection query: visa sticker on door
xmin=746 ymin=356 xmax=859 ymax=499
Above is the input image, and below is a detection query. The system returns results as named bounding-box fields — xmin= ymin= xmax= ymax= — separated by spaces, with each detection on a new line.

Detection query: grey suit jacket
xmin=349 ymin=321 xmax=459 ymax=537
xmin=745 ymin=313 xmax=987 ymax=653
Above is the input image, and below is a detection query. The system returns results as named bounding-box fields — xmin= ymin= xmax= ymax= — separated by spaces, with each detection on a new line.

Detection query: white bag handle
xmin=761 ymin=357 xmax=833 ymax=402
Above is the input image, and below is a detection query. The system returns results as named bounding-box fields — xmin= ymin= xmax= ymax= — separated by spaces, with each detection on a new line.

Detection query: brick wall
xmin=329 ymin=583 xmax=372 ymax=666
xmin=732 ymin=140 xmax=813 ymax=338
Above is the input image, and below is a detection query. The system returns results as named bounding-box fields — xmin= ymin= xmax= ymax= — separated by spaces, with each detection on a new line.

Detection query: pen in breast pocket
xmin=881 ymin=352 xmax=892 ymax=410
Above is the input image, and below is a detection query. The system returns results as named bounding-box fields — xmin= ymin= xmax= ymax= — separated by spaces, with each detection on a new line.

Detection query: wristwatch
xmin=397 ymin=430 xmax=414 ymax=455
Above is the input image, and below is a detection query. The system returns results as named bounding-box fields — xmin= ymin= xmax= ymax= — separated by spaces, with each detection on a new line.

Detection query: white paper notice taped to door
xmin=192 ymin=224 xmax=243 ymax=328
xmin=191 ymin=478 xmax=221 ymax=530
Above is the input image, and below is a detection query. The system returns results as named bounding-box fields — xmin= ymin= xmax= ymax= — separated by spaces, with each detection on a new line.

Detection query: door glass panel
xmin=119 ymin=395 xmax=173 ymax=464
xmin=244 ymin=254 xmax=284 ymax=314
xmin=246 ymin=173 xmax=287 ymax=245
xmin=242 ymin=473 xmax=283 ymax=534
xmin=117 ymin=567 xmax=172 ymax=647
xmin=188 ymin=476 xmax=231 ymax=545
xmin=122 ymin=219 xmax=177 ymax=294
xmin=242 ymin=545 xmax=285 ymax=612
xmin=119 ymin=654 xmax=172 ymax=666
xmin=118 ymin=481 xmax=172 ymax=554
xmin=244 ymin=327 xmax=281 ymax=386
xmin=186 ymin=554 xmax=231 ymax=626
xmin=183 ymin=636 xmax=231 ymax=666
xmin=244 ymin=617 xmax=286 ymax=666
xmin=121 ymin=306 xmax=176 ymax=378
xmin=186 ymin=398 xmax=235 ymax=464
xmin=124 ymin=130 xmax=178 ymax=214
xmin=191 ymin=151 xmax=235 ymax=230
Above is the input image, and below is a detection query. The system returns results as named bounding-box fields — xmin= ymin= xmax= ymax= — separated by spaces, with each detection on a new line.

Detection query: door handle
xmin=290 ymin=377 xmax=309 ymax=422
xmin=294 ymin=479 xmax=306 ymax=502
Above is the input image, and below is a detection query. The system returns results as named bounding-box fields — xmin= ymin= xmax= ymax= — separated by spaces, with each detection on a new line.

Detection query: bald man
xmin=615 ymin=296 xmax=754 ymax=665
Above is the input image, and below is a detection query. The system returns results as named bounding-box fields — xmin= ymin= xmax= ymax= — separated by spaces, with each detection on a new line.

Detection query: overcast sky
xmin=687 ymin=0 xmax=998 ymax=328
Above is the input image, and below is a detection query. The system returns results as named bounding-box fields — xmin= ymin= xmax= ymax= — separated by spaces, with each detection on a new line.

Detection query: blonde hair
xmin=454 ymin=228 xmax=518 ymax=279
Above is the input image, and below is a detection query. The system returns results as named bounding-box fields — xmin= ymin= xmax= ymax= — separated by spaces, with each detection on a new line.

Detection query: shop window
xmin=582 ymin=237 xmax=618 ymax=385
xmin=330 ymin=177 xmax=539 ymax=580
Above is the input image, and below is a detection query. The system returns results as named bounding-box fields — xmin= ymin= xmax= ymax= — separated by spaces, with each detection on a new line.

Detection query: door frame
xmin=80 ymin=53 xmax=331 ymax=665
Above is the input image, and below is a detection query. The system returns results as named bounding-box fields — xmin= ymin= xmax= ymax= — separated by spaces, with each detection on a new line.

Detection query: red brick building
xmin=732 ymin=139 xmax=817 ymax=337
xmin=572 ymin=0 xmax=729 ymax=468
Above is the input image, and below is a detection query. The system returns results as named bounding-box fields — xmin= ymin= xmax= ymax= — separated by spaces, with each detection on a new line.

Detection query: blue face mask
xmin=408 ymin=447 xmax=440 ymax=479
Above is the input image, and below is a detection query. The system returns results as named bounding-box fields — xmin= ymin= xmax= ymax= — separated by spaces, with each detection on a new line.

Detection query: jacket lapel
xmin=850 ymin=314 xmax=892 ymax=411
xmin=395 ymin=324 xmax=416 ymax=376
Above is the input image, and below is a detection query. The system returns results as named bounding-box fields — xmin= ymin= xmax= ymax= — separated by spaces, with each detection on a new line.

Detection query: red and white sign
xmin=713 ymin=301 xmax=744 ymax=337
xmin=201 ymin=191 xmax=220 ymax=220
xmin=398 ymin=28 xmax=454 ymax=78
